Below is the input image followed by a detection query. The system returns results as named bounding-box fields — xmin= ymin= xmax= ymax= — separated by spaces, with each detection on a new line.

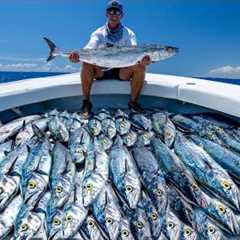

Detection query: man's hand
xmin=138 ymin=55 xmax=151 ymax=67
xmin=69 ymin=52 xmax=80 ymax=63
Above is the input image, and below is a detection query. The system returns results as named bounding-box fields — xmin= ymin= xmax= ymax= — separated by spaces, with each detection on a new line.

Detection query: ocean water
xmin=0 ymin=71 xmax=239 ymax=85
xmin=0 ymin=71 xmax=67 ymax=83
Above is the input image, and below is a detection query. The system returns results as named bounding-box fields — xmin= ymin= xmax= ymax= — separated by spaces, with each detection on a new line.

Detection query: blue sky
xmin=0 ymin=0 xmax=239 ymax=78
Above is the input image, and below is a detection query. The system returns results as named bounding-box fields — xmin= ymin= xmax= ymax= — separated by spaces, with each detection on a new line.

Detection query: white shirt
xmin=84 ymin=24 xmax=137 ymax=49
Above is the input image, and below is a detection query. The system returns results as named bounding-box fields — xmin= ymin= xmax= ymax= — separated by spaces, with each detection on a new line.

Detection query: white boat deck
xmin=0 ymin=72 xmax=239 ymax=117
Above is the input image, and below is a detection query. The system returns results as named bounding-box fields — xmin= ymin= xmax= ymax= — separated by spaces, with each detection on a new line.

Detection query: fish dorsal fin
xmin=32 ymin=124 xmax=46 ymax=140
xmin=22 ymin=120 xmax=26 ymax=130
xmin=104 ymin=190 xmax=110 ymax=206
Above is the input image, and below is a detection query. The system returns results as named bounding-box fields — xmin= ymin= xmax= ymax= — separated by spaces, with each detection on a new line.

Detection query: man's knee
xmin=132 ymin=64 xmax=146 ymax=73
xmin=82 ymin=62 xmax=95 ymax=73
xmin=82 ymin=62 xmax=102 ymax=79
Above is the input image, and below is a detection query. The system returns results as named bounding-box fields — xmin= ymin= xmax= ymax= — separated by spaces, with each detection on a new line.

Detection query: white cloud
xmin=0 ymin=56 xmax=45 ymax=63
xmin=0 ymin=62 xmax=79 ymax=73
xmin=209 ymin=65 xmax=240 ymax=78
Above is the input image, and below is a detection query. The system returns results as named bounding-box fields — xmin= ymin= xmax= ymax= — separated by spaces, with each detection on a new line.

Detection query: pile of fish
xmin=0 ymin=108 xmax=240 ymax=239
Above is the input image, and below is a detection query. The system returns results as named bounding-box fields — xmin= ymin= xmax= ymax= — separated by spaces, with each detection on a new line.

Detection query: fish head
xmin=163 ymin=121 xmax=176 ymax=147
xmin=104 ymin=194 xmax=121 ymax=239
xmin=124 ymin=173 xmax=141 ymax=209
xmin=88 ymin=119 xmax=102 ymax=136
xmin=165 ymin=209 xmax=181 ymax=239
xmin=192 ymin=208 xmax=225 ymax=240
xmin=63 ymin=205 xmax=88 ymax=238
xmin=137 ymin=131 xmax=154 ymax=146
xmin=150 ymin=174 xmax=168 ymax=211
xmin=181 ymin=225 xmax=198 ymax=240
xmin=206 ymin=223 xmax=224 ymax=240
xmin=102 ymin=119 xmax=117 ymax=139
xmin=119 ymin=218 xmax=134 ymax=240
xmin=107 ymin=125 xmax=117 ymax=139
xmin=82 ymin=174 xmax=104 ymax=207
xmin=47 ymin=209 xmax=64 ymax=240
xmin=213 ymin=201 xmax=240 ymax=234
xmin=84 ymin=215 xmax=101 ymax=238
xmin=48 ymin=117 xmax=69 ymax=142
xmin=217 ymin=176 xmax=240 ymax=210
xmin=51 ymin=176 xmax=72 ymax=208
xmin=15 ymin=210 xmax=42 ymax=240
xmin=116 ymin=118 xmax=131 ymax=135
xmin=0 ymin=175 xmax=18 ymax=210
xmin=133 ymin=208 xmax=152 ymax=239
xmin=71 ymin=143 xmax=86 ymax=164
xmin=22 ymin=173 xmax=47 ymax=207
xmin=97 ymin=134 xmax=113 ymax=150
xmin=123 ymin=131 xmax=137 ymax=147
xmin=152 ymin=112 xmax=167 ymax=134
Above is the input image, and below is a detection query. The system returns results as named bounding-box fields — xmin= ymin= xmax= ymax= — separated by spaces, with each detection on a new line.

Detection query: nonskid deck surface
xmin=0 ymin=108 xmax=240 ymax=239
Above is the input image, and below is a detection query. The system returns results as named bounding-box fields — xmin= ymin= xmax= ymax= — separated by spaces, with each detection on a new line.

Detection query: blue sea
xmin=0 ymin=71 xmax=240 ymax=85
xmin=0 ymin=71 xmax=68 ymax=83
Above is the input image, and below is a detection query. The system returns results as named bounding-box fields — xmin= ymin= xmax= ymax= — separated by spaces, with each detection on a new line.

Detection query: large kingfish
xmin=132 ymin=145 xmax=168 ymax=214
xmin=151 ymin=137 xmax=198 ymax=205
xmin=44 ymin=37 xmax=178 ymax=68
xmin=109 ymin=136 xmax=141 ymax=209
xmin=92 ymin=184 xmax=122 ymax=240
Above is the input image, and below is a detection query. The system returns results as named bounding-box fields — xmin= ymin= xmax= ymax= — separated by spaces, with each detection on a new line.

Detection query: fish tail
xmin=43 ymin=37 xmax=57 ymax=62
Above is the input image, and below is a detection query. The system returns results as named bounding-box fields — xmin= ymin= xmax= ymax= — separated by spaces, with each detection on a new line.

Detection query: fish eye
xmin=184 ymin=228 xmax=192 ymax=236
xmin=126 ymin=185 xmax=133 ymax=192
xmin=106 ymin=218 xmax=113 ymax=224
xmin=55 ymin=186 xmax=63 ymax=193
xmin=156 ymin=189 xmax=163 ymax=196
xmin=165 ymin=130 xmax=171 ymax=137
xmin=150 ymin=212 xmax=158 ymax=221
xmin=53 ymin=218 xmax=61 ymax=226
xmin=20 ymin=223 xmax=29 ymax=231
xmin=208 ymin=226 xmax=216 ymax=234
xmin=88 ymin=219 xmax=95 ymax=228
xmin=65 ymin=214 xmax=73 ymax=222
xmin=221 ymin=180 xmax=232 ymax=190
xmin=75 ymin=148 xmax=83 ymax=154
xmin=168 ymin=222 xmax=175 ymax=229
xmin=102 ymin=138 xmax=108 ymax=145
xmin=28 ymin=180 xmax=37 ymax=189
xmin=121 ymin=229 xmax=129 ymax=237
xmin=85 ymin=183 xmax=93 ymax=191
xmin=143 ymin=133 xmax=149 ymax=140
xmin=136 ymin=221 xmax=144 ymax=229
xmin=192 ymin=183 xmax=199 ymax=191
xmin=217 ymin=204 xmax=226 ymax=213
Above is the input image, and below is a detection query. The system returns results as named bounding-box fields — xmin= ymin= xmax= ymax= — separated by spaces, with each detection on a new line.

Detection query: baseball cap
xmin=106 ymin=1 xmax=123 ymax=14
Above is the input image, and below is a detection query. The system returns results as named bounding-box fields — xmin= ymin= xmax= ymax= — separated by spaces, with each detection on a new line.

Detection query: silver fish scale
xmin=1 ymin=110 xmax=240 ymax=239
xmin=54 ymin=43 xmax=178 ymax=68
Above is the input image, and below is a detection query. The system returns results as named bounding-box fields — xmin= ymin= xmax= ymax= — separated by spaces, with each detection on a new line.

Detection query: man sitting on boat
xmin=69 ymin=0 xmax=151 ymax=116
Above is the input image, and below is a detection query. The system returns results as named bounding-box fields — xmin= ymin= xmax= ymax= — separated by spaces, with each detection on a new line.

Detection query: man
xmin=69 ymin=0 xmax=151 ymax=116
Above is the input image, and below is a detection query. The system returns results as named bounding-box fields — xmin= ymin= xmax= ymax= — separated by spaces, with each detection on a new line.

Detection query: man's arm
xmin=84 ymin=32 xmax=100 ymax=49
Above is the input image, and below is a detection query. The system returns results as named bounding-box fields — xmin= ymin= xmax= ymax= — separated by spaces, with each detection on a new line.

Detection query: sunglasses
xmin=107 ymin=9 xmax=122 ymax=16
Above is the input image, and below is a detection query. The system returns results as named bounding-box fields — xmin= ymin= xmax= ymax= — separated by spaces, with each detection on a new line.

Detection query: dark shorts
xmin=96 ymin=68 xmax=121 ymax=80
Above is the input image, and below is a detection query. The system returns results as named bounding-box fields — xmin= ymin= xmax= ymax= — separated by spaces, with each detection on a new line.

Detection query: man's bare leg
xmin=81 ymin=62 xmax=103 ymax=100
xmin=81 ymin=62 xmax=103 ymax=115
xmin=119 ymin=64 xmax=146 ymax=111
